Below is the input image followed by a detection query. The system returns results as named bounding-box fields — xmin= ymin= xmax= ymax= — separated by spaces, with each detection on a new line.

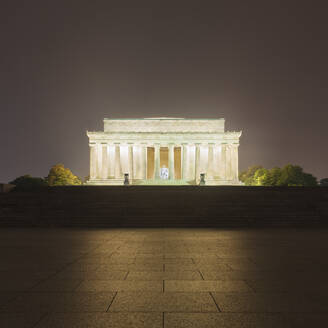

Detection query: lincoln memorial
xmin=86 ymin=118 xmax=242 ymax=185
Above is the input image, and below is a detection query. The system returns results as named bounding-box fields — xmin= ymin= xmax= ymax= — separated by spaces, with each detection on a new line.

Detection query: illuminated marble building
xmin=86 ymin=118 xmax=242 ymax=185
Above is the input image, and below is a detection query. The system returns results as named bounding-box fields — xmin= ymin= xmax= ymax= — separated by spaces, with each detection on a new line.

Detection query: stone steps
xmin=0 ymin=186 xmax=327 ymax=227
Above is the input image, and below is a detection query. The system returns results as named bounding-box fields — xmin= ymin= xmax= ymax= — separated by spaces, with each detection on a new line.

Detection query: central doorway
xmin=146 ymin=146 xmax=182 ymax=180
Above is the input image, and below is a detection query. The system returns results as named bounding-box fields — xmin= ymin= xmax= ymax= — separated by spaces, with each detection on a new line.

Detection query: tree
xmin=239 ymin=164 xmax=317 ymax=186
xmin=46 ymin=164 xmax=82 ymax=186
xmin=9 ymin=175 xmax=47 ymax=191
xmin=253 ymin=168 xmax=268 ymax=186
xmin=239 ymin=166 xmax=264 ymax=185
xmin=261 ymin=167 xmax=282 ymax=186
xmin=277 ymin=164 xmax=317 ymax=186
xmin=320 ymin=178 xmax=328 ymax=186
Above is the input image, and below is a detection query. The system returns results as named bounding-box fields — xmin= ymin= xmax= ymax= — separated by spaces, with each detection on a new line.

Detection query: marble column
xmin=195 ymin=144 xmax=201 ymax=183
xmin=221 ymin=144 xmax=227 ymax=180
xmin=154 ymin=144 xmax=160 ymax=179
xmin=213 ymin=144 xmax=220 ymax=178
xmin=128 ymin=144 xmax=134 ymax=180
xmin=90 ymin=144 xmax=97 ymax=179
xmin=207 ymin=143 xmax=214 ymax=179
xmin=101 ymin=144 xmax=108 ymax=179
xmin=236 ymin=144 xmax=239 ymax=181
xmin=168 ymin=144 xmax=175 ymax=180
xmin=108 ymin=145 xmax=115 ymax=178
xmin=141 ymin=144 xmax=147 ymax=179
xmin=231 ymin=144 xmax=239 ymax=181
xmin=182 ymin=144 xmax=188 ymax=180
xmin=225 ymin=144 xmax=232 ymax=180
xmin=96 ymin=143 xmax=102 ymax=179
xmin=114 ymin=144 xmax=122 ymax=179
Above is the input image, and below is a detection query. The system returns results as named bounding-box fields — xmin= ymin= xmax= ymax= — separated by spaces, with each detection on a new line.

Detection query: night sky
xmin=1 ymin=0 xmax=327 ymax=182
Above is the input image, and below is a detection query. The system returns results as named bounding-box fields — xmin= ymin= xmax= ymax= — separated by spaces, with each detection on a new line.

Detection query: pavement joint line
xmin=23 ymin=254 xmax=90 ymax=292
xmin=162 ymin=312 xmax=165 ymax=328
xmin=124 ymin=271 xmax=130 ymax=280
xmin=243 ymin=279 xmax=257 ymax=293
xmin=30 ymin=311 xmax=49 ymax=328
xmin=209 ymin=292 xmax=222 ymax=312
xmin=29 ymin=241 xmax=106 ymax=290
xmin=106 ymin=292 xmax=117 ymax=312
xmin=71 ymin=278 xmax=85 ymax=291
xmin=0 ymin=293 xmax=21 ymax=311
xmin=163 ymin=280 xmax=165 ymax=292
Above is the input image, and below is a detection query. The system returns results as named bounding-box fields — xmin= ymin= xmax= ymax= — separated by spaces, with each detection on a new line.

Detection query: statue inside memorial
xmin=160 ymin=165 xmax=169 ymax=179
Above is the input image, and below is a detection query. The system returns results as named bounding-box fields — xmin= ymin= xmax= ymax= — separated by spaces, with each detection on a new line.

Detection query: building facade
xmin=86 ymin=118 xmax=242 ymax=185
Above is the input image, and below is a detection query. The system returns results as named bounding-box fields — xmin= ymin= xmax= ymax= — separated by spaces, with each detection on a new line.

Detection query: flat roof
xmin=103 ymin=118 xmax=225 ymax=120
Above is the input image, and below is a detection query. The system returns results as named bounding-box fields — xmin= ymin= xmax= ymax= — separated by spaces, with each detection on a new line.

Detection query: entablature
xmin=87 ymin=131 xmax=242 ymax=145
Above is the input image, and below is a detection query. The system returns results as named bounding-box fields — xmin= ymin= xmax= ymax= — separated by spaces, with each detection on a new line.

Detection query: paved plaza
xmin=0 ymin=228 xmax=328 ymax=327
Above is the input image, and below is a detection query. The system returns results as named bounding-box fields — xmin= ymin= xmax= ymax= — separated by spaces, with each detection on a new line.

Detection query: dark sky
xmin=1 ymin=0 xmax=328 ymax=182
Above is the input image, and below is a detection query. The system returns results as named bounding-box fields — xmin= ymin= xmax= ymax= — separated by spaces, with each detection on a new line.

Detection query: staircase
xmin=0 ymin=186 xmax=327 ymax=227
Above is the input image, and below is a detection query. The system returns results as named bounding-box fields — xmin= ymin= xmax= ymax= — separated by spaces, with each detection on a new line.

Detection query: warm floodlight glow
xmin=86 ymin=118 xmax=242 ymax=186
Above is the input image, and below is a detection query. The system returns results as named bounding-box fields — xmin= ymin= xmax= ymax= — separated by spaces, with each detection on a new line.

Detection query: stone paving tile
xmin=97 ymin=264 xmax=164 ymax=271
xmin=164 ymin=264 xmax=199 ymax=271
xmin=76 ymin=280 xmax=163 ymax=292
xmin=134 ymin=254 xmax=164 ymax=259
xmin=0 ymin=292 xmax=19 ymax=307
xmin=211 ymin=292 xmax=328 ymax=313
xmin=164 ymin=253 xmax=193 ymax=258
xmin=193 ymin=258 xmax=254 ymax=266
xmin=63 ymin=263 xmax=101 ymax=272
xmin=1 ymin=228 xmax=328 ymax=326
xmin=245 ymin=279 xmax=317 ymax=292
xmin=188 ymin=248 xmax=220 ymax=254
xmin=0 ymin=278 xmax=41 ymax=292
xmin=135 ymin=258 xmax=193 ymax=264
xmin=53 ymin=270 xmax=128 ymax=280
xmin=165 ymin=280 xmax=253 ymax=292
xmin=201 ymin=270 xmax=283 ymax=281
xmin=0 ymin=313 xmax=44 ymax=328
xmin=285 ymin=314 xmax=328 ymax=327
xmin=227 ymin=262 xmax=308 ymax=271
xmin=0 ymin=262 xmax=67 ymax=272
xmin=1 ymin=292 xmax=116 ymax=313
xmin=34 ymin=312 xmax=163 ymax=328
xmin=0 ymin=271 xmax=55 ymax=281
xmin=196 ymin=264 xmax=234 ymax=272
xmin=136 ymin=248 xmax=163 ymax=254
xmin=81 ymin=252 xmax=115 ymax=258
xmin=109 ymin=292 xmax=218 ymax=312
xmin=164 ymin=313 xmax=291 ymax=328
xmin=30 ymin=279 xmax=83 ymax=292
xmin=126 ymin=271 xmax=203 ymax=280
xmin=76 ymin=258 xmax=136 ymax=265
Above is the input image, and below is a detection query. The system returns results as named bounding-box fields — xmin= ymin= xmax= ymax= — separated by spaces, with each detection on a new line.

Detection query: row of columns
xmin=90 ymin=143 xmax=239 ymax=182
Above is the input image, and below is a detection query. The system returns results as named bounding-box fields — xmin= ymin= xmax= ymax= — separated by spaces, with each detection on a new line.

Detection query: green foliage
xmin=253 ymin=168 xmax=268 ymax=186
xmin=46 ymin=164 xmax=82 ymax=186
xmin=239 ymin=164 xmax=317 ymax=186
xmin=239 ymin=165 xmax=264 ymax=185
xmin=320 ymin=178 xmax=328 ymax=186
xmin=9 ymin=175 xmax=47 ymax=191
xmin=277 ymin=164 xmax=317 ymax=186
